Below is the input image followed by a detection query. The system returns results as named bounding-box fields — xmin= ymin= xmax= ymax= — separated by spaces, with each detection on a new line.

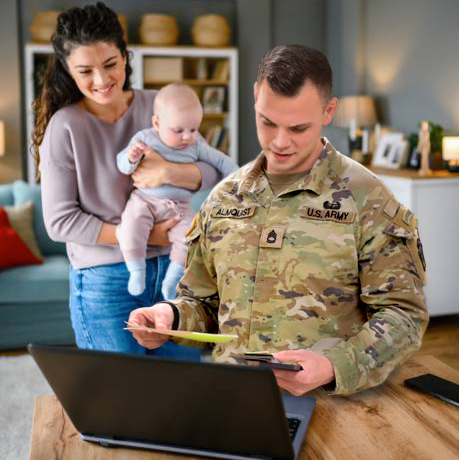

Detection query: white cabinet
xmin=370 ymin=167 xmax=459 ymax=316
xmin=24 ymin=44 xmax=239 ymax=183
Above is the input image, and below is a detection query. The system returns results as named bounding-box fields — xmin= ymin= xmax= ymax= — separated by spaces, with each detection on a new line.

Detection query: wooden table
xmin=29 ymin=355 xmax=459 ymax=460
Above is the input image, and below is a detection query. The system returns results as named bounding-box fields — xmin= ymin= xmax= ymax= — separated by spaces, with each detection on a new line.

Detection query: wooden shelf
xmin=144 ymin=79 xmax=229 ymax=87
xmin=367 ymin=166 xmax=459 ymax=180
xmin=202 ymin=112 xmax=228 ymax=119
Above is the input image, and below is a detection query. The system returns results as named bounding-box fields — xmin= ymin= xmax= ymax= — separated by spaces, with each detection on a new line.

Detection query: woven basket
xmin=30 ymin=11 xmax=128 ymax=44
xmin=140 ymin=14 xmax=179 ymax=46
xmin=29 ymin=11 xmax=62 ymax=43
xmin=192 ymin=14 xmax=230 ymax=47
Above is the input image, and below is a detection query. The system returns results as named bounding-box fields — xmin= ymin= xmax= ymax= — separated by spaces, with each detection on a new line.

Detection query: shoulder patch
xmin=383 ymin=205 xmax=417 ymax=238
xmin=184 ymin=213 xmax=201 ymax=243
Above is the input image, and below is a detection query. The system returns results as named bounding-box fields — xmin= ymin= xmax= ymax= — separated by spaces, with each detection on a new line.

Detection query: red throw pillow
xmin=0 ymin=207 xmax=42 ymax=270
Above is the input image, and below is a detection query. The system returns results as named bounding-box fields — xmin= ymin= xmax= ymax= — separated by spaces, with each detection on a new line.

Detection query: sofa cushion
xmin=12 ymin=180 xmax=66 ymax=256
xmin=0 ymin=183 xmax=14 ymax=206
xmin=0 ymin=255 xmax=69 ymax=303
xmin=4 ymin=201 xmax=43 ymax=260
xmin=0 ymin=207 xmax=42 ymax=270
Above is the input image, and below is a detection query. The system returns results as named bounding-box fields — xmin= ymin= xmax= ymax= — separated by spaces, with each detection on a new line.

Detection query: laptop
xmin=28 ymin=343 xmax=315 ymax=460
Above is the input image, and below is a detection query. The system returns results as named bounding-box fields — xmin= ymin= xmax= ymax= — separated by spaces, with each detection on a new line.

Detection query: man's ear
xmin=254 ymin=81 xmax=258 ymax=104
xmin=323 ymin=97 xmax=338 ymax=126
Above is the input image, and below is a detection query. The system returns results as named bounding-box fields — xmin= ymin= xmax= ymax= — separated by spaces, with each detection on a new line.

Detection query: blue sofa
xmin=0 ymin=180 xmax=75 ymax=349
xmin=0 ymin=182 xmax=210 ymax=350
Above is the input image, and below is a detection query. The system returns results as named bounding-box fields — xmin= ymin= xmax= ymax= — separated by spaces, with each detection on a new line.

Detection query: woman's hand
xmin=147 ymin=216 xmax=181 ymax=246
xmin=97 ymin=216 xmax=180 ymax=246
xmin=132 ymin=144 xmax=203 ymax=191
xmin=132 ymin=145 xmax=169 ymax=189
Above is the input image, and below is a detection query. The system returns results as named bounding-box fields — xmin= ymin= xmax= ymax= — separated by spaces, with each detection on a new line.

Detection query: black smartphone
xmin=404 ymin=373 xmax=459 ymax=407
xmin=243 ymin=353 xmax=302 ymax=371
xmin=256 ymin=360 xmax=303 ymax=371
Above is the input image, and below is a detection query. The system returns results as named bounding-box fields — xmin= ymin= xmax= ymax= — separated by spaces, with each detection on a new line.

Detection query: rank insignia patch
xmin=259 ymin=226 xmax=285 ymax=248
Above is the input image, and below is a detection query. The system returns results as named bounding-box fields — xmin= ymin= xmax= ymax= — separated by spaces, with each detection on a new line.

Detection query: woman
xmin=32 ymin=2 xmax=220 ymax=358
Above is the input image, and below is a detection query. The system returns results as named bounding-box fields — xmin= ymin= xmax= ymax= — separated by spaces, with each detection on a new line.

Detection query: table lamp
xmin=0 ymin=120 xmax=5 ymax=157
xmin=442 ymin=136 xmax=459 ymax=172
xmin=334 ymin=95 xmax=377 ymax=163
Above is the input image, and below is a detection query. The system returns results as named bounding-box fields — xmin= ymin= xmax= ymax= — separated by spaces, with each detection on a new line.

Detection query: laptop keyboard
xmin=287 ymin=418 xmax=301 ymax=440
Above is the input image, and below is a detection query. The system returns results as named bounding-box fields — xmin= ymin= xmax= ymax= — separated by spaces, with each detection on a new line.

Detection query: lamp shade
xmin=442 ymin=136 xmax=459 ymax=161
xmin=334 ymin=95 xmax=377 ymax=128
xmin=0 ymin=120 xmax=5 ymax=156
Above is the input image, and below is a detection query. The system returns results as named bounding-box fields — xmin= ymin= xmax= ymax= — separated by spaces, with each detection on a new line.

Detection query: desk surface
xmin=29 ymin=355 xmax=459 ymax=460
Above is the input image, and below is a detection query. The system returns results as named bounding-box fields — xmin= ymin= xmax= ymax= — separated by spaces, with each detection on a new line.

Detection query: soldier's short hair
xmin=257 ymin=45 xmax=333 ymax=104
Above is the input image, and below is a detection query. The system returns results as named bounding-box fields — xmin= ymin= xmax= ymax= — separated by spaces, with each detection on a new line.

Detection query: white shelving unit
xmin=372 ymin=169 xmax=459 ymax=316
xmin=24 ymin=43 xmax=239 ymax=183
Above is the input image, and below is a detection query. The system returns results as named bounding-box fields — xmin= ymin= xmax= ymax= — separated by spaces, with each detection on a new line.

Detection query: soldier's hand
xmin=272 ymin=350 xmax=335 ymax=396
xmin=127 ymin=303 xmax=175 ymax=349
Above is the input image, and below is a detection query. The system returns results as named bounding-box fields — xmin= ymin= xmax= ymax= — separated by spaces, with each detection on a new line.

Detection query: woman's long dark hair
xmin=32 ymin=2 xmax=132 ymax=179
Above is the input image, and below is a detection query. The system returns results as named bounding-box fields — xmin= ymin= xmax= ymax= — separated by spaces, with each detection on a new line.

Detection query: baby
xmin=117 ymin=83 xmax=238 ymax=298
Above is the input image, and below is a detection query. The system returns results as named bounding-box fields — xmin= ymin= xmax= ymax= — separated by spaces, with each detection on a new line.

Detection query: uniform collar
xmin=238 ymin=137 xmax=336 ymax=197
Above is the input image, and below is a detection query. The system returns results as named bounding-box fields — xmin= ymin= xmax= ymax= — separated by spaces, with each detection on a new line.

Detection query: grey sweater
xmin=39 ymin=89 xmax=221 ymax=269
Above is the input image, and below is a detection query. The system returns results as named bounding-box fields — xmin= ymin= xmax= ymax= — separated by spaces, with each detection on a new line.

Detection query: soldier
xmin=128 ymin=45 xmax=428 ymax=396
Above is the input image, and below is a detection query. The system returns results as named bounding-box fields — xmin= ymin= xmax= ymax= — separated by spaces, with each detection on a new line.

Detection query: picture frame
xmin=202 ymin=86 xmax=225 ymax=114
xmin=372 ymin=133 xmax=404 ymax=167
xmin=408 ymin=147 xmax=421 ymax=169
xmin=386 ymin=140 xmax=410 ymax=169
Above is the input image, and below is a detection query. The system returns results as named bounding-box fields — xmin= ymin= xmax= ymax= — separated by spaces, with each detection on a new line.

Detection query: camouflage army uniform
xmin=170 ymin=138 xmax=428 ymax=395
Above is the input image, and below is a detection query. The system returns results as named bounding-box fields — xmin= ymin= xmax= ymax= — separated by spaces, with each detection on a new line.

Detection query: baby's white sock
xmin=126 ymin=259 xmax=146 ymax=296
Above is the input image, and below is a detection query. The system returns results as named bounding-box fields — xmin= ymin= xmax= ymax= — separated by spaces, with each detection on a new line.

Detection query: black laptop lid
xmin=28 ymin=344 xmax=295 ymax=459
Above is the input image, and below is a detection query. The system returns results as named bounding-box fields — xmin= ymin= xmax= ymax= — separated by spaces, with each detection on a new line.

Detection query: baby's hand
xmin=128 ymin=142 xmax=146 ymax=164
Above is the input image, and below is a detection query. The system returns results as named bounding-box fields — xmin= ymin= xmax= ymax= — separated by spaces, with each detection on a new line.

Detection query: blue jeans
xmin=69 ymin=256 xmax=201 ymax=361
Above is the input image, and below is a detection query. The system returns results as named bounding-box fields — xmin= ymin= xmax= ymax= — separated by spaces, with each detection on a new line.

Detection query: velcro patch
xmin=259 ymin=226 xmax=285 ymax=249
xmin=300 ymin=207 xmax=355 ymax=223
xmin=383 ymin=199 xmax=398 ymax=218
xmin=393 ymin=205 xmax=417 ymax=234
xmin=403 ymin=208 xmax=413 ymax=226
xmin=211 ymin=206 xmax=256 ymax=219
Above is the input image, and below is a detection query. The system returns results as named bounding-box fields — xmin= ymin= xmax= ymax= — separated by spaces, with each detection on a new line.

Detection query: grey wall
xmin=324 ymin=0 xmax=368 ymax=154
xmin=236 ymin=0 xmax=272 ymax=166
xmin=365 ymin=0 xmax=459 ymax=135
xmin=0 ymin=0 xmax=23 ymax=183
xmin=237 ymin=0 xmax=328 ymax=166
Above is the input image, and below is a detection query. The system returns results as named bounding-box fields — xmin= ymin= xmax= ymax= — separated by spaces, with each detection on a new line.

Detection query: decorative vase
xmin=192 ymin=14 xmax=230 ymax=47
xmin=139 ymin=14 xmax=179 ymax=46
xmin=29 ymin=11 xmax=62 ymax=43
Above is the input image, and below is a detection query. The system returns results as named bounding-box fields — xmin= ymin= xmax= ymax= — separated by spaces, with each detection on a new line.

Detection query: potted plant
xmin=428 ymin=121 xmax=446 ymax=170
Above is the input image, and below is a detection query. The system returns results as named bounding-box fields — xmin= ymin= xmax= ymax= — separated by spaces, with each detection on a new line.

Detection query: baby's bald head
xmin=154 ymin=83 xmax=203 ymax=118
xmin=152 ymin=84 xmax=204 ymax=149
